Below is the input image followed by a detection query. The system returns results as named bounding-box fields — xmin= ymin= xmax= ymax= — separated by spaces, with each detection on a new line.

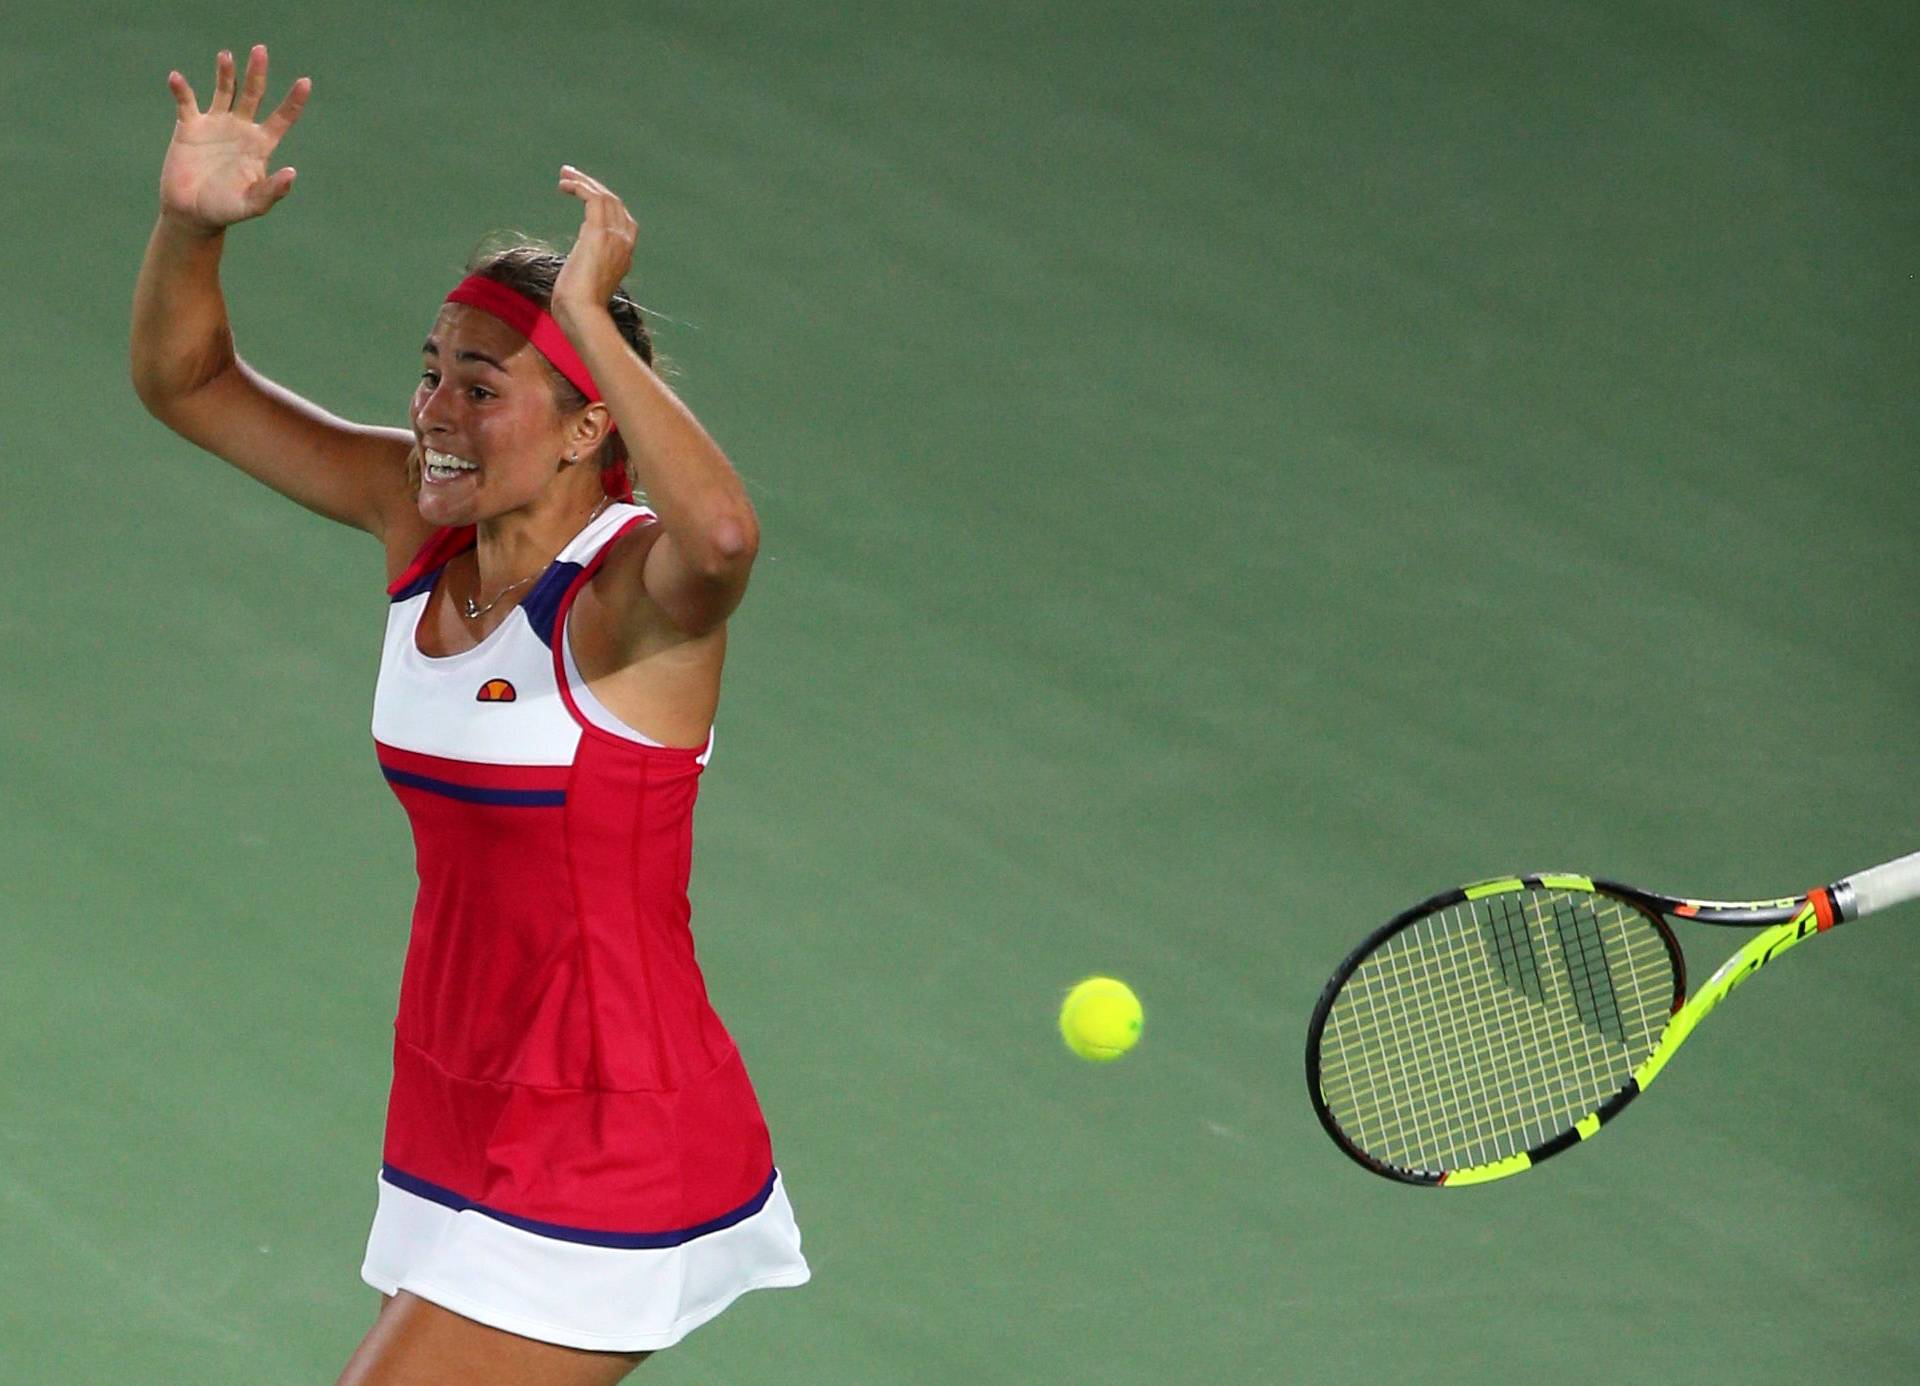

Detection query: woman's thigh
xmin=335 ymin=1291 xmax=648 ymax=1386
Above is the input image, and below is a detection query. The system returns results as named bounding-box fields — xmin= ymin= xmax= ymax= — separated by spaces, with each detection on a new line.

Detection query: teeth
xmin=422 ymin=448 xmax=479 ymax=483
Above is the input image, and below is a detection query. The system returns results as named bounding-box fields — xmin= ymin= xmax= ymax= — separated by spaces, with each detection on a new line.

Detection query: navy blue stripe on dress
xmin=380 ymin=767 xmax=566 ymax=807
xmin=379 ymin=1164 xmax=780 ymax=1249
xmin=519 ymin=561 xmax=584 ymax=649
xmin=390 ymin=564 xmax=445 ymax=603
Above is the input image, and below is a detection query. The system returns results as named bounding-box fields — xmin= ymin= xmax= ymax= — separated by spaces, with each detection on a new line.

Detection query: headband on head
xmin=444 ymin=273 xmax=632 ymax=501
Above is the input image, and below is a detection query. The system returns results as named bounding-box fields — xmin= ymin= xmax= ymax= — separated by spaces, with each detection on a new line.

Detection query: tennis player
xmin=130 ymin=45 xmax=808 ymax=1384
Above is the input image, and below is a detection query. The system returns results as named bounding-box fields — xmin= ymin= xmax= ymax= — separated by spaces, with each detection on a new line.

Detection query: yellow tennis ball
xmin=1059 ymin=976 xmax=1143 ymax=1062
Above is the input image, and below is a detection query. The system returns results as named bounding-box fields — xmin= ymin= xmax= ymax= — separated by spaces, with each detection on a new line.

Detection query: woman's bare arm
xmin=130 ymin=46 xmax=419 ymax=540
xmin=548 ymin=167 xmax=759 ymax=639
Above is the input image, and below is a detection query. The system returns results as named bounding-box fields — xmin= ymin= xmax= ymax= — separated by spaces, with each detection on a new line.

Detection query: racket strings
xmin=1318 ymin=890 xmax=1675 ymax=1174
xmin=1333 ymin=899 xmax=1638 ymax=1168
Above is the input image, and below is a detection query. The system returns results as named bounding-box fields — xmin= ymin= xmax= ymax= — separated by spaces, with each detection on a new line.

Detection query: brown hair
xmin=465 ymin=235 xmax=656 ymax=492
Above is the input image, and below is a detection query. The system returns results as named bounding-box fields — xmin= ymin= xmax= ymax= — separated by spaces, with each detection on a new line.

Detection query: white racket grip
xmin=1841 ymin=851 xmax=1920 ymax=919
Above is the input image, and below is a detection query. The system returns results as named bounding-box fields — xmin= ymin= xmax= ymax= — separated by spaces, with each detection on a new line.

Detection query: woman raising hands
xmin=131 ymin=45 xmax=809 ymax=1386
xmin=133 ymin=45 xmax=416 ymax=542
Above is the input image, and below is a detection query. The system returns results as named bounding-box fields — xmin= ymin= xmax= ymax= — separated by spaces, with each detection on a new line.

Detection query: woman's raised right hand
xmin=160 ymin=45 xmax=310 ymax=234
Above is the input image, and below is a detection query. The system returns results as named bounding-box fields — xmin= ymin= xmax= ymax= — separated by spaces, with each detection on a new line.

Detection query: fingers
xmin=558 ymin=165 xmax=637 ymax=238
xmin=210 ymin=48 xmax=235 ymax=115
xmin=262 ymin=75 xmax=313 ymax=142
xmin=167 ymin=69 xmax=199 ymax=122
xmin=559 ymin=165 xmax=616 ymax=206
xmin=233 ymin=44 xmax=268 ymax=120
xmin=551 ymin=166 xmax=637 ymax=313
xmin=247 ymin=166 xmax=298 ymax=216
xmin=192 ymin=44 xmax=300 ymax=128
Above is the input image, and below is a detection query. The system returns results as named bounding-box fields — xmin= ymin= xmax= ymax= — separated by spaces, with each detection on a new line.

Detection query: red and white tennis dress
xmin=360 ymin=502 xmax=808 ymax=1351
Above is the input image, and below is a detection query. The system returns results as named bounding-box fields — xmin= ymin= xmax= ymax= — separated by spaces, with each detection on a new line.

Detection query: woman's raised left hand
xmin=551 ymin=165 xmax=638 ymax=331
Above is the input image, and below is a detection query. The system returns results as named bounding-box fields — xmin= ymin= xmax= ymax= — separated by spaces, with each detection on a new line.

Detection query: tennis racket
xmin=1305 ymin=850 xmax=1920 ymax=1186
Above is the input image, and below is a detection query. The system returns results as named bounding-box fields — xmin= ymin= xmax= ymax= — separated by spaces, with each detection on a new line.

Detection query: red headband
xmin=444 ymin=274 xmax=631 ymax=501
xmin=446 ymin=274 xmax=602 ymax=401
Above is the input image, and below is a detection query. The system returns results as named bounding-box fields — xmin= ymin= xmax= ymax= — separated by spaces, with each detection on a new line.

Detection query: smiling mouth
xmin=422 ymin=448 xmax=478 ymax=483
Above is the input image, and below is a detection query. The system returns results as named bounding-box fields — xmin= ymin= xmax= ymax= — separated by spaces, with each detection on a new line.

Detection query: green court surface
xmin=4 ymin=1 xmax=1916 ymax=1381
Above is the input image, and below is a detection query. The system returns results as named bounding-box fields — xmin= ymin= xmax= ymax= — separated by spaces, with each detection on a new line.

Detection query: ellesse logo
xmin=475 ymin=679 xmax=517 ymax=703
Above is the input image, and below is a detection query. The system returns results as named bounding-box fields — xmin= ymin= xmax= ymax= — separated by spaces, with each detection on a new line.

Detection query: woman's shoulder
xmin=589 ymin=502 xmax=663 ymax=564
xmin=383 ymin=514 xmax=463 ymax=590
xmin=385 ymin=523 xmax=476 ymax=597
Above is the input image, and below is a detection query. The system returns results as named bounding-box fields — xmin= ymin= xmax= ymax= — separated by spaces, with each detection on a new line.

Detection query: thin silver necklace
xmin=462 ymin=496 xmax=612 ymax=620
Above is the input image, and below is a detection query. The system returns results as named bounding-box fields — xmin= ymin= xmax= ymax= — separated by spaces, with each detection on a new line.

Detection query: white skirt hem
xmin=358 ymin=1167 xmax=810 ymax=1352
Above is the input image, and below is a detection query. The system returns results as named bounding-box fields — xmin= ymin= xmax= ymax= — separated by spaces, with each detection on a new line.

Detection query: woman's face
xmin=410 ymin=303 xmax=581 ymax=527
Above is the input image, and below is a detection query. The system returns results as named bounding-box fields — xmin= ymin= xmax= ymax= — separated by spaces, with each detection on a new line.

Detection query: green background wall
xmin=2 ymin=2 xmax=1914 ymax=1380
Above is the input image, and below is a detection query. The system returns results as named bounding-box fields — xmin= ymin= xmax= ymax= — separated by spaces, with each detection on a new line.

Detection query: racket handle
xmin=1838 ymin=850 xmax=1920 ymax=920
